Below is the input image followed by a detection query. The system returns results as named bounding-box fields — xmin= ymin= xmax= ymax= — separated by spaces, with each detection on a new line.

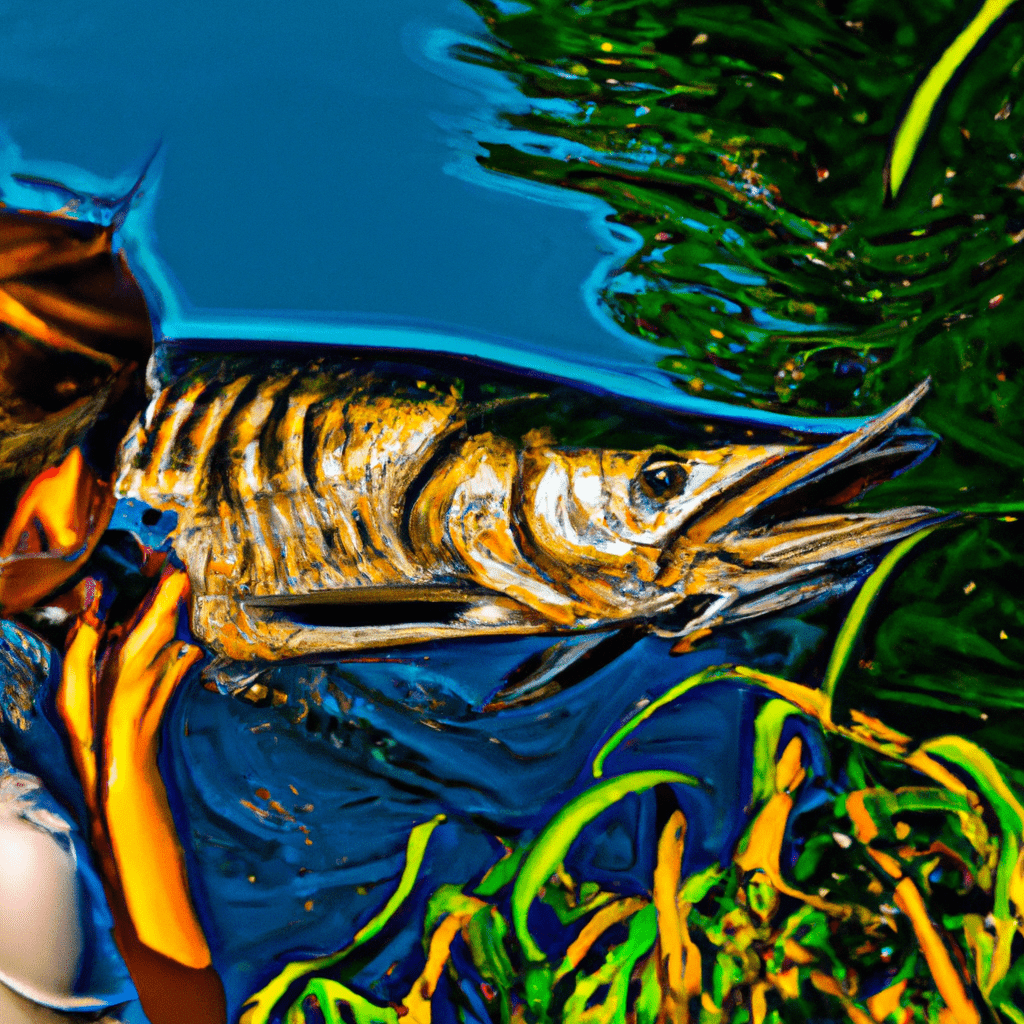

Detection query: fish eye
xmin=639 ymin=458 xmax=688 ymax=501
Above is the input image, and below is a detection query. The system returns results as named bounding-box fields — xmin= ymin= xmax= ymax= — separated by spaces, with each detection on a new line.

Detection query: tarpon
xmin=114 ymin=357 xmax=941 ymax=661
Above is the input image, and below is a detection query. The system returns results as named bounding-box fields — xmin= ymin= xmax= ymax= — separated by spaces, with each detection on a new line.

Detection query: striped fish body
xmin=115 ymin=356 xmax=940 ymax=661
xmin=116 ymin=360 xmax=505 ymax=657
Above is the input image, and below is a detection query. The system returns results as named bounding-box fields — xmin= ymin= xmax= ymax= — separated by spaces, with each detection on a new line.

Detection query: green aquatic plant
xmin=887 ymin=0 xmax=1022 ymax=198
xmin=511 ymin=770 xmax=700 ymax=962
xmin=247 ymin=676 xmax=1024 ymax=1024
xmin=239 ymin=815 xmax=446 ymax=1024
xmin=246 ymin=537 xmax=1024 ymax=1024
xmin=443 ymin=0 xmax=1024 ymax=788
xmin=449 ymin=0 xmax=1024 ymax=503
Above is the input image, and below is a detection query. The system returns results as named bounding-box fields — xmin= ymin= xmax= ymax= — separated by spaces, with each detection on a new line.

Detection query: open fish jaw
xmin=651 ymin=504 xmax=944 ymax=640
xmin=114 ymin=361 xmax=941 ymax=659
xmin=645 ymin=382 xmax=942 ymax=637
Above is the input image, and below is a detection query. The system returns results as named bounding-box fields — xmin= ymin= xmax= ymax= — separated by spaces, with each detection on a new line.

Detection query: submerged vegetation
xmin=431 ymin=0 xmax=1024 ymax=765
xmin=232 ymin=7 xmax=1024 ymax=1019
xmin=241 ymin=540 xmax=1024 ymax=1024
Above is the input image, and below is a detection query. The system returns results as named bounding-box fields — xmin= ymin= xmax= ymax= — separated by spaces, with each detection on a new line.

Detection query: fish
xmin=114 ymin=355 xmax=942 ymax=661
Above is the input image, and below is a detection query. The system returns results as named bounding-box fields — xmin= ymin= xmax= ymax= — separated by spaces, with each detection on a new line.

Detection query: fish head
xmin=517 ymin=379 xmax=946 ymax=634
xmin=518 ymin=441 xmax=795 ymax=559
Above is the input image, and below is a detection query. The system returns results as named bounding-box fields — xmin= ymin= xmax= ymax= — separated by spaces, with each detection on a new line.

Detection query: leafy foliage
xmin=247 ymin=660 xmax=1024 ymax=1024
xmin=444 ymin=0 xmax=1024 ymax=507
xmin=436 ymin=0 xmax=1024 ymax=771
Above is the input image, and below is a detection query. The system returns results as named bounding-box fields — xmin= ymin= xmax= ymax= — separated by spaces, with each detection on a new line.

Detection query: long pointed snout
xmin=684 ymin=379 xmax=935 ymax=544
xmin=653 ymin=380 xmax=950 ymax=638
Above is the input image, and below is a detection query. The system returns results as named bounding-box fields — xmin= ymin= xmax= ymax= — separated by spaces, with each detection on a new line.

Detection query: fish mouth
xmin=683 ymin=378 xmax=937 ymax=543
xmin=653 ymin=379 xmax=951 ymax=637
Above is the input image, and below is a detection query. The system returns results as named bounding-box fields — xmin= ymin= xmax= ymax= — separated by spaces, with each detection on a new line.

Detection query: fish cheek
xmin=518 ymin=450 xmax=666 ymax=617
xmin=410 ymin=436 xmax=580 ymax=624
xmin=519 ymin=448 xmax=601 ymax=570
xmin=407 ymin=435 xmax=523 ymax=570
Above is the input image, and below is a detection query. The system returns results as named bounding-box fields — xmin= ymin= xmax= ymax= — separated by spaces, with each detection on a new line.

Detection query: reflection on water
xmin=433 ymin=0 xmax=1024 ymax=759
xmin=444 ymin=5 xmax=1022 ymax=415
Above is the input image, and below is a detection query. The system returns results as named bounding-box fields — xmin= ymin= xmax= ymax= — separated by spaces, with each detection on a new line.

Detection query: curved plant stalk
xmin=823 ymin=526 xmax=938 ymax=700
xmin=403 ymin=909 xmax=481 ymax=1024
xmin=887 ymin=0 xmax=1020 ymax=198
xmin=287 ymin=979 xmax=399 ymax=1024
xmin=512 ymin=770 xmax=699 ymax=962
xmin=560 ymin=903 xmax=658 ymax=1024
xmin=918 ymin=735 xmax=1024 ymax=1003
xmin=239 ymin=814 xmax=446 ymax=1024
xmin=592 ymin=668 xmax=728 ymax=778
xmin=750 ymin=699 xmax=807 ymax=806
xmin=553 ymin=897 xmax=649 ymax=983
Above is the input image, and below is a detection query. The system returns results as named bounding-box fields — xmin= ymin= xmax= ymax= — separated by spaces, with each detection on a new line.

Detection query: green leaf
xmin=562 ymin=904 xmax=658 ymax=1024
xmin=751 ymin=699 xmax=806 ymax=804
xmin=291 ymin=979 xmax=399 ymax=1024
xmin=823 ymin=526 xmax=938 ymax=701
xmin=925 ymin=404 xmax=1024 ymax=472
xmin=592 ymin=667 xmax=727 ymax=778
xmin=239 ymin=814 xmax=445 ymax=1024
xmin=474 ymin=844 xmax=527 ymax=897
xmin=465 ymin=906 xmax=516 ymax=993
xmin=887 ymin=0 xmax=1020 ymax=197
xmin=634 ymin=953 xmax=662 ymax=1024
xmin=512 ymin=771 xmax=698 ymax=962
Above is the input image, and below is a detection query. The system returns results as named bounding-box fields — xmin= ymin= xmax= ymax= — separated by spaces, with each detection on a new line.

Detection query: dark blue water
xmin=6 ymin=3 xmax=1021 ymax=1023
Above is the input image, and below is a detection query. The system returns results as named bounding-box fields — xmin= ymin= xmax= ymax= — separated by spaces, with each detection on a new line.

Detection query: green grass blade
xmin=751 ymin=699 xmax=805 ymax=805
xmin=298 ymin=978 xmax=400 ymax=1024
xmin=351 ymin=814 xmax=446 ymax=948
xmin=239 ymin=814 xmax=445 ymax=1024
xmin=474 ymin=843 xmax=527 ymax=896
xmin=592 ymin=667 xmax=726 ymax=778
xmin=888 ymin=0 xmax=1018 ymax=197
xmin=919 ymin=736 xmax=1024 ymax=992
xmin=512 ymin=771 xmax=698 ymax=962
xmin=562 ymin=903 xmax=658 ymax=1024
xmin=823 ymin=527 xmax=937 ymax=701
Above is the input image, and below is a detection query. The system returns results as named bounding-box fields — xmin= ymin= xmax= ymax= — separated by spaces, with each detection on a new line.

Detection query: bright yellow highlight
xmin=0 ymin=285 xmax=119 ymax=367
xmin=867 ymin=980 xmax=907 ymax=1022
xmin=555 ymin=897 xmax=648 ymax=981
xmin=652 ymin=810 xmax=701 ymax=1019
xmin=57 ymin=618 xmax=101 ymax=818
xmin=0 ymin=447 xmax=113 ymax=613
xmin=403 ymin=911 xmax=478 ymax=1024
xmin=894 ymin=878 xmax=980 ymax=1024
xmin=887 ymin=0 xmax=1019 ymax=197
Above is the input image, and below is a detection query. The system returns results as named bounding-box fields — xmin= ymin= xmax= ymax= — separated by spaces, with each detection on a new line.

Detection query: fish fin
xmin=482 ymin=627 xmax=645 ymax=711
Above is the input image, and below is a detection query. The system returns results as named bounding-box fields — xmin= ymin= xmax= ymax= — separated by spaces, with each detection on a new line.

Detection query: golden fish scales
xmin=115 ymin=357 xmax=942 ymax=661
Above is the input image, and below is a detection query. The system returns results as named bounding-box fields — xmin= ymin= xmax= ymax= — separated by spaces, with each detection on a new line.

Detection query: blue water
xmin=0 ymin=0 xmax=888 ymax=436
xmin=0 ymin=4 xmax=892 ymax=1022
xmin=1 ymin=0 xmax=640 ymax=362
